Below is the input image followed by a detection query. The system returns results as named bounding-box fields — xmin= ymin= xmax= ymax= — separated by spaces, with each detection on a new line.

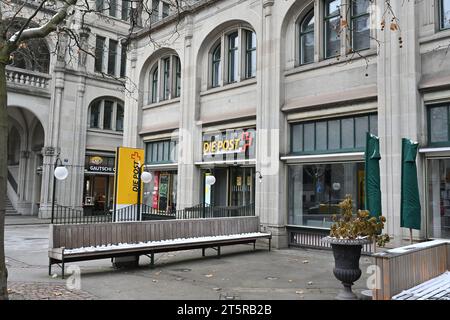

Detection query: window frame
xmin=440 ymin=0 xmax=450 ymax=30
xmin=299 ymin=9 xmax=315 ymax=65
xmin=145 ymin=139 xmax=178 ymax=164
xmin=88 ymin=99 xmax=124 ymax=132
xmin=211 ymin=42 xmax=222 ymax=88
xmin=245 ymin=30 xmax=257 ymax=79
xmin=107 ymin=39 xmax=118 ymax=75
xmin=151 ymin=66 xmax=159 ymax=104
xmin=290 ymin=113 xmax=378 ymax=155
xmin=324 ymin=0 xmax=342 ymax=59
xmin=427 ymin=103 xmax=450 ymax=147
xmin=227 ymin=31 xmax=239 ymax=83
xmin=95 ymin=36 xmax=106 ymax=73
xmin=350 ymin=0 xmax=371 ymax=52
xmin=148 ymin=54 xmax=181 ymax=104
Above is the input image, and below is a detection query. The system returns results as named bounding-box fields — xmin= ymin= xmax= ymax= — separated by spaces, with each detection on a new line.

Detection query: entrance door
xmin=229 ymin=167 xmax=255 ymax=206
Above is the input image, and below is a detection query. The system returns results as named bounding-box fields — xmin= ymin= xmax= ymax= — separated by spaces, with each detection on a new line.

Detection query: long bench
xmin=372 ymin=239 xmax=450 ymax=300
xmin=48 ymin=216 xmax=272 ymax=279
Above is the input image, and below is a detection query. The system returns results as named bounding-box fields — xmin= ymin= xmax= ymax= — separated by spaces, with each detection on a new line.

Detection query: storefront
xmin=83 ymin=154 xmax=116 ymax=215
xmin=142 ymin=139 xmax=178 ymax=213
xmin=199 ymin=127 xmax=256 ymax=209
xmin=285 ymin=113 xmax=378 ymax=229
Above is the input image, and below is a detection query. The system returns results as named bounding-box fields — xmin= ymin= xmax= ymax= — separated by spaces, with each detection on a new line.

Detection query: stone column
xmin=256 ymin=0 xmax=288 ymax=248
xmin=177 ymin=16 xmax=202 ymax=209
xmin=377 ymin=1 xmax=423 ymax=244
xmin=123 ymin=40 xmax=141 ymax=148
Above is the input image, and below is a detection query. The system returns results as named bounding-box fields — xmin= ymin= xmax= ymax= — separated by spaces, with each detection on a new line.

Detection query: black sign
xmin=85 ymin=155 xmax=115 ymax=173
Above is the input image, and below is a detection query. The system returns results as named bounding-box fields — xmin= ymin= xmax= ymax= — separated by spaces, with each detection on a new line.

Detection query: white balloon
xmin=54 ymin=166 xmax=68 ymax=181
xmin=205 ymin=175 xmax=216 ymax=186
xmin=141 ymin=171 xmax=153 ymax=184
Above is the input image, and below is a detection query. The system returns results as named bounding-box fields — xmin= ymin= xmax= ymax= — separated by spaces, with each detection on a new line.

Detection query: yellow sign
xmin=114 ymin=147 xmax=145 ymax=206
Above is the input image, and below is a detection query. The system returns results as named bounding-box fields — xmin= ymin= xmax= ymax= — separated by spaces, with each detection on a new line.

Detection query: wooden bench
xmin=372 ymin=239 xmax=450 ymax=300
xmin=48 ymin=216 xmax=272 ymax=279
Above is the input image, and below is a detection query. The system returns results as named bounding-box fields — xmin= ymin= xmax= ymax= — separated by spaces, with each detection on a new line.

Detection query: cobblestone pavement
xmin=8 ymin=281 xmax=96 ymax=300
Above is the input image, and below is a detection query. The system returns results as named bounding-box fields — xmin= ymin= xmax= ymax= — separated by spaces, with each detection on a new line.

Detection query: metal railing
xmin=7 ymin=169 xmax=18 ymax=194
xmin=52 ymin=205 xmax=112 ymax=225
xmin=52 ymin=203 xmax=255 ymax=225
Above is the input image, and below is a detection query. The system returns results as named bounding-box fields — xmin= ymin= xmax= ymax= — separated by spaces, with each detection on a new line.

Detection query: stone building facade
xmin=5 ymin=0 xmax=450 ymax=248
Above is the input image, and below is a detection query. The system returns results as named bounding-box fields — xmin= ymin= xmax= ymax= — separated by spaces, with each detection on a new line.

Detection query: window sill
xmin=143 ymin=97 xmax=181 ymax=110
xmin=419 ymin=28 xmax=450 ymax=45
xmin=87 ymin=128 xmax=124 ymax=136
xmin=201 ymin=78 xmax=257 ymax=97
xmin=285 ymin=48 xmax=377 ymax=77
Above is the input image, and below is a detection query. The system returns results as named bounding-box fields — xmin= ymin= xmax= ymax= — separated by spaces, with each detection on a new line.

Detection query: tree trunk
xmin=0 ymin=60 xmax=9 ymax=300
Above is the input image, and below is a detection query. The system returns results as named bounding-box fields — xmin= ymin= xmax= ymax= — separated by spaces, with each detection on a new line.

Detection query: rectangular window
xmin=288 ymin=162 xmax=365 ymax=228
xmin=290 ymin=114 xmax=377 ymax=154
xmin=351 ymin=0 xmax=370 ymax=51
xmin=151 ymin=67 xmax=159 ymax=103
xmin=228 ymin=32 xmax=239 ymax=83
xmin=324 ymin=0 xmax=341 ymax=59
xmin=151 ymin=0 xmax=160 ymax=22
xmin=90 ymin=101 xmax=100 ymax=128
xmin=121 ymin=0 xmax=130 ymax=20
xmin=146 ymin=140 xmax=178 ymax=164
xmin=427 ymin=158 xmax=450 ymax=239
xmin=162 ymin=58 xmax=171 ymax=100
xmin=108 ymin=39 xmax=118 ymax=75
xmin=103 ymin=101 xmax=113 ymax=130
xmin=441 ymin=0 xmax=450 ymax=30
xmin=95 ymin=36 xmax=106 ymax=72
xmin=116 ymin=104 xmax=124 ymax=131
xmin=175 ymin=56 xmax=181 ymax=97
xmin=120 ymin=44 xmax=127 ymax=78
xmin=109 ymin=0 xmax=117 ymax=17
xmin=245 ymin=31 xmax=256 ymax=78
xmin=212 ymin=44 xmax=221 ymax=88
xmin=162 ymin=2 xmax=170 ymax=18
xmin=429 ymin=105 xmax=450 ymax=145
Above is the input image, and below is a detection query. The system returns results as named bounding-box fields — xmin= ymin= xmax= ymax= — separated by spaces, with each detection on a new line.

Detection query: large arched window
xmin=88 ymin=98 xmax=124 ymax=132
xmin=299 ymin=9 xmax=315 ymax=65
xmin=148 ymin=54 xmax=181 ymax=104
xmin=209 ymin=27 xmax=256 ymax=88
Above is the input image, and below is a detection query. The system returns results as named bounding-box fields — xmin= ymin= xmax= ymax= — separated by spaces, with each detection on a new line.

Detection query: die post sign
xmin=114 ymin=147 xmax=145 ymax=210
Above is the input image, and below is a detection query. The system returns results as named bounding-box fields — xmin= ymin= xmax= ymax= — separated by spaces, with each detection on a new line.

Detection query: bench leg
xmin=150 ymin=253 xmax=154 ymax=268
xmin=217 ymin=246 xmax=221 ymax=258
xmin=61 ymin=259 xmax=65 ymax=280
xmin=202 ymin=248 xmax=205 ymax=257
xmin=253 ymin=241 xmax=256 ymax=251
xmin=48 ymin=259 xmax=52 ymax=276
xmin=269 ymin=238 xmax=271 ymax=251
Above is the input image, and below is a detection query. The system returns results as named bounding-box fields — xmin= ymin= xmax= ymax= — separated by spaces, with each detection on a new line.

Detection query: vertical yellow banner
xmin=114 ymin=147 xmax=145 ymax=207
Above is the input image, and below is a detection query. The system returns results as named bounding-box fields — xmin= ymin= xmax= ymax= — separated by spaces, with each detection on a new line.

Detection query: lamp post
xmin=137 ymin=162 xmax=152 ymax=221
xmin=51 ymin=155 xmax=69 ymax=224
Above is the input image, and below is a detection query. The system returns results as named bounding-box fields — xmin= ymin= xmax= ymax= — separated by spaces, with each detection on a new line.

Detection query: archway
xmin=6 ymin=106 xmax=46 ymax=215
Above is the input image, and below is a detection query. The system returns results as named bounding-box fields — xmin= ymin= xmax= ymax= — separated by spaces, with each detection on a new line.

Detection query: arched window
xmin=299 ymin=10 xmax=315 ymax=65
xmin=151 ymin=67 xmax=159 ymax=103
xmin=212 ymin=44 xmax=221 ymax=88
xmin=148 ymin=54 xmax=181 ymax=104
xmin=88 ymin=98 xmax=124 ymax=132
xmin=209 ymin=26 xmax=256 ymax=88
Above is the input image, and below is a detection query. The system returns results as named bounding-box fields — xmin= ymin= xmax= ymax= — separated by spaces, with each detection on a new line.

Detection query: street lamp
xmin=51 ymin=156 xmax=68 ymax=224
xmin=137 ymin=163 xmax=153 ymax=221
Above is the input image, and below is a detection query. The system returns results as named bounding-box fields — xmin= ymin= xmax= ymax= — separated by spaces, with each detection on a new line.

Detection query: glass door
xmin=229 ymin=167 xmax=255 ymax=206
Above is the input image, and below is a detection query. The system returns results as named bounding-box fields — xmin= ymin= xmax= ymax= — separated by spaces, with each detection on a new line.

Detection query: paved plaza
xmin=4 ymin=217 xmax=373 ymax=300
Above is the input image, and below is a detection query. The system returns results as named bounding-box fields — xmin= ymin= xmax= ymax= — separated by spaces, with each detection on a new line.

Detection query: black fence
xmin=52 ymin=204 xmax=113 ymax=224
xmin=51 ymin=203 xmax=255 ymax=225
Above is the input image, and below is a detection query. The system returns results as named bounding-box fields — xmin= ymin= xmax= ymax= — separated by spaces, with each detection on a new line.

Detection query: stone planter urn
xmin=323 ymin=237 xmax=371 ymax=300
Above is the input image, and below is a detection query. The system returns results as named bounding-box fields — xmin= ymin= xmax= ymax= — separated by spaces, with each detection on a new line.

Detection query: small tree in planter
xmin=323 ymin=195 xmax=390 ymax=300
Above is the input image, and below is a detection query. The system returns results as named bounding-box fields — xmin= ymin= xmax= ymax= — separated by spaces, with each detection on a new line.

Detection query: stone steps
xmin=4 ymin=196 xmax=19 ymax=216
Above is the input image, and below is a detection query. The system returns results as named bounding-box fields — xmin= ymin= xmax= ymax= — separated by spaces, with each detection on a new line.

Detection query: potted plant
xmin=323 ymin=195 xmax=390 ymax=300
